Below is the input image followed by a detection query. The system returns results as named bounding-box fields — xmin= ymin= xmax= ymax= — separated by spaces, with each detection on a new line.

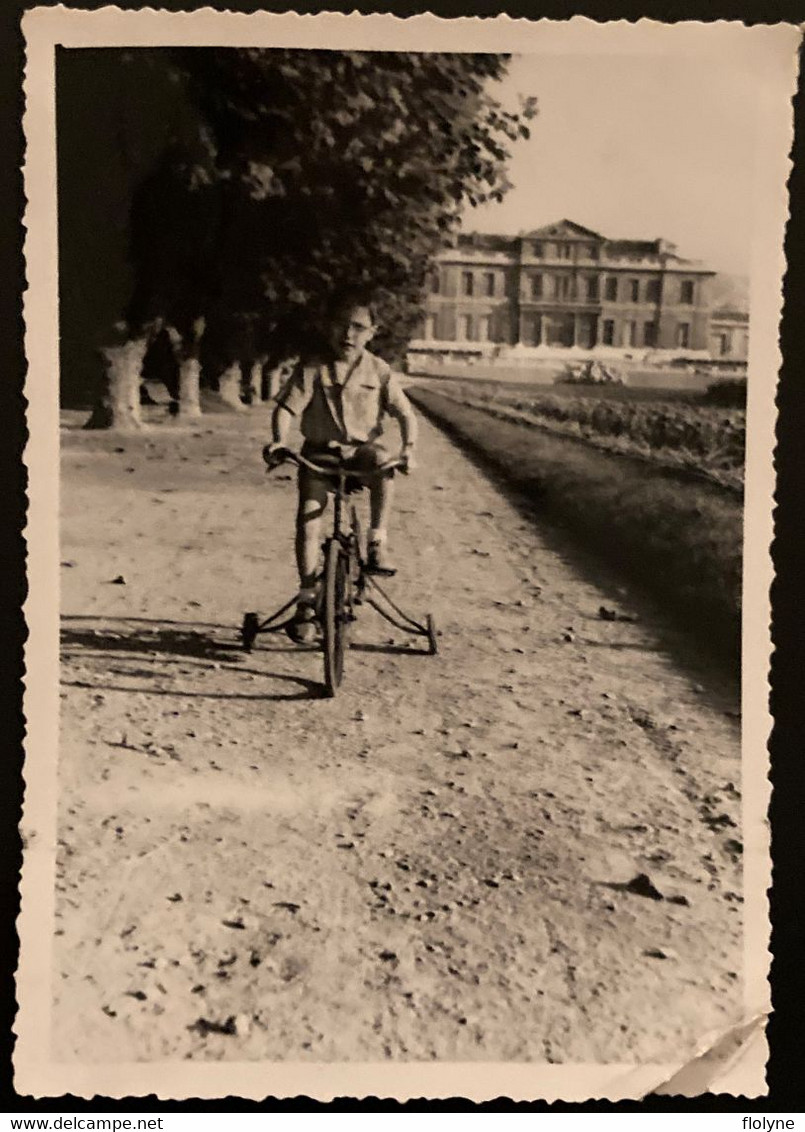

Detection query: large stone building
xmin=411 ymin=219 xmax=732 ymax=363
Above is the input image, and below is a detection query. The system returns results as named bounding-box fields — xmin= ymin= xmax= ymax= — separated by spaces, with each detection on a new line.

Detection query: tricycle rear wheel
xmin=241 ymin=611 xmax=259 ymax=652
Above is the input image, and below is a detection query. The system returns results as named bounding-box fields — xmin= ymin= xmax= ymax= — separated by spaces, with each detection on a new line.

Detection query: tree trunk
xmin=265 ymin=365 xmax=287 ymax=402
xmin=246 ymin=357 xmax=266 ymax=404
xmin=84 ymin=336 xmax=149 ymax=430
xmin=176 ymin=357 xmax=203 ymax=418
xmin=218 ymin=363 xmax=246 ymax=411
xmin=166 ymin=319 xmax=204 ymax=420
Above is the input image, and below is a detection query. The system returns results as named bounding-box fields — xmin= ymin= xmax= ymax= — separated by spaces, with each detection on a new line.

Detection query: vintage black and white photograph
xmin=17 ymin=9 xmax=796 ymax=1101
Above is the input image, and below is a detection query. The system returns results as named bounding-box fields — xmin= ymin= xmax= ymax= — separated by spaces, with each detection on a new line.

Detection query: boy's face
xmin=328 ymin=305 xmax=375 ymax=363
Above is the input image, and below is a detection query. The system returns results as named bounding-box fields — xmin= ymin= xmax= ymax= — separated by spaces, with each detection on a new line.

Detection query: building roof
xmin=523 ymin=219 xmax=604 ymax=241
xmin=455 ymin=232 xmax=516 ymax=252
xmin=604 ymin=238 xmax=662 ymax=256
xmin=448 ymin=220 xmax=713 ymax=272
xmin=711 ymin=308 xmax=750 ymax=323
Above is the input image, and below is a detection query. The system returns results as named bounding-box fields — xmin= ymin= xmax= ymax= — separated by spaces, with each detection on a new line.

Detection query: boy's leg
xmin=368 ymin=473 xmax=393 ymax=544
xmin=287 ymin=470 xmax=329 ymax=644
xmin=367 ymin=473 xmax=395 ymax=573
xmin=348 ymin=441 xmax=396 ymax=572
xmin=296 ymin=469 xmax=330 ymax=592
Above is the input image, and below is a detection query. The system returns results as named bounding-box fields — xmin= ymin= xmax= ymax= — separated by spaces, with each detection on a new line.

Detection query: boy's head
xmin=325 ymin=292 xmax=378 ymax=363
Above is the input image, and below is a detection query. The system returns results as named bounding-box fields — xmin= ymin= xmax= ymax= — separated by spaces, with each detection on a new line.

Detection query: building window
xmin=605 ymin=277 xmax=618 ymax=301
xmin=558 ymin=244 xmax=572 ymax=260
xmin=556 ymin=275 xmax=573 ymax=300
xmin=577 ymin=314 xmax=596 ymax=349
xmin=586 ymin=276 xmax=599 ymax=301
xmin=624 ymin=321 xmax=637 ymax=347
xmin=544 ymin=312 xmax=575 ymax=347
xmin=478 ymin=315 xmax=491 ymax=342
xmin=484 ymin=272 xmax=495 ymax=297
xmin=458 ymin=314 xmax=473 ymax=341
xmin=680 ymin=280 xmax=695 ymax=304
xmin=522 ymin=313 xmax=541 ymax=346
xmin=629 ymin=279 xmax=640 ymax=303
xmin=717 ymin=333 xmax=730 ymax=356
xmin=531 ymin=274 xmax=543 ymax=299
xmin=646 ymin=278 xmax=660 ymax=303
xmin=644 ymin=321 xmax=657 ymax=347
xmin=424 ymin=315 xmax=436 ymax=341
xmin=532 ymin=242 xmax=543 ymax=258
xmin=676 ymin=322 xmax=690 ymax=349
xmin=429 ymin=272 xmax=440 ymax=295
xmin=602 ymin=319 xmax=615 ymax=346
xmin=462 ymin=272 xmax=474 ymax=297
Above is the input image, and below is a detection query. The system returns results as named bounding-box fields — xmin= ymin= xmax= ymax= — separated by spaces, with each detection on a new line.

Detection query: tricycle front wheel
xmin=322 ymin=539 xmax=351 ymax=696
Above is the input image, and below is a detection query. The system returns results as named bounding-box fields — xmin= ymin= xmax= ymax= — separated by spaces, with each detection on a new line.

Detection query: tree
xmin=176 ymin=48 xmax=536 ymax=363
xmin=84 ymin=132 xmax=218 ymax=428
xmin=86 ymin=48 xmax=536 ymax=425
xmin=56 ymin=47 xmax=209 ymax=423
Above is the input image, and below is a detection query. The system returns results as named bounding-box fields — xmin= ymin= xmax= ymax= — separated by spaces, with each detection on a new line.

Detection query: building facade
xmin=412 ymin=219 xmax=720 ymax=361
xmin=708 ymin=309 xmax=750 ymax=362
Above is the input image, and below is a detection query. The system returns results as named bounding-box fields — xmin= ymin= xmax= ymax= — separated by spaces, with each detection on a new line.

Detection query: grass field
xmin=408 ymin=386 xmax=743 ymax=667
xmin=413 ymin=379 xmax=746 ymax=494
xmin=407 ymin=360 xmax=724 ymax=392
xmin=414 ymin=375 xmax=706 ymax=403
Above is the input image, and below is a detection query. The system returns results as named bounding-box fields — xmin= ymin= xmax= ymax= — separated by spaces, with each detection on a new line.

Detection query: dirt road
xmin=54 ymin=404 xmax=743 ymax=1066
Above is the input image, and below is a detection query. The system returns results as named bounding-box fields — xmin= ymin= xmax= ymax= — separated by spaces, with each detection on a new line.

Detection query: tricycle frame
xmin=241 ymin=448 xmax=438 ymax=696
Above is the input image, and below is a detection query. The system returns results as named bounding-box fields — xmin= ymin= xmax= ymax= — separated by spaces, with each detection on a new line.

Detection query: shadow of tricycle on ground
xmin=59 ymin=616 xmax=326 ymax=701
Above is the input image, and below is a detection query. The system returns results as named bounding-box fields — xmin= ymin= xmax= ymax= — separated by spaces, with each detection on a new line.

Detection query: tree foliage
xmin=130 ymin=48 xmax=537 ymax=365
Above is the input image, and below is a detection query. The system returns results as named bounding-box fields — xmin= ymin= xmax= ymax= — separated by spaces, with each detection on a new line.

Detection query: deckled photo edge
xmin=15 ymin=6 xmax=799 ymax=1101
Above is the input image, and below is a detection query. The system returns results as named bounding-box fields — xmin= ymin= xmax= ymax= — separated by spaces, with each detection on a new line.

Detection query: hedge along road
xmin=54 ymin=402 xmax=743 ymax=1066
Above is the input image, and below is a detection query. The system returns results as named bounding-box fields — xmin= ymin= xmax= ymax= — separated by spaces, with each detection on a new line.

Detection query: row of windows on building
xmin=527 ymin=241 xmax=600 ymax=260
xmin=432 ymin=271 xmax=697 ymax=305
xmin=598 ymin=319 xmax=693 ymax=348
xmin=423 ymin=314 xmax=694 ymax=349
xmin=423 ymin=313 xmax=494 ymax=342
xmin=525 ymin=275 xmax=696 ymax=305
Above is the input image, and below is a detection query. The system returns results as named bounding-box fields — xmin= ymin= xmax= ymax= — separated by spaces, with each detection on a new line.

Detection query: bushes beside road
xmin=435 ymin=382 xmax=745 ymax=493
xmin=408 ymin=386 xmax=743 ymax=664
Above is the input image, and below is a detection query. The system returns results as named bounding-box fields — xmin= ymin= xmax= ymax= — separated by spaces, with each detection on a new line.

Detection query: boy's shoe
xmin=286 ymin=600 xmax=319 ymax=644
xmin=366 ymin=541 xmax=396 ymax=577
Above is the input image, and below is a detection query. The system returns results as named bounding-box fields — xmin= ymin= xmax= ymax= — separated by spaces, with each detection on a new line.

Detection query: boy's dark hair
xmin=326 ymin=288 xmax=380 ymax=327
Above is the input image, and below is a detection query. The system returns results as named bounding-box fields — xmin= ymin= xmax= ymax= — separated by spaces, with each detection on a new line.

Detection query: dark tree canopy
xmin=128 ymin=48 xmax=537 ymax=365
xmin=126 ymin=134 xmax=219 ymax=337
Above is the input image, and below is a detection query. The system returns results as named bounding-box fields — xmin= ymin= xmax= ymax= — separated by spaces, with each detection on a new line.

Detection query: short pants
xmin=299 ymin=439 xmax=393 ymax=492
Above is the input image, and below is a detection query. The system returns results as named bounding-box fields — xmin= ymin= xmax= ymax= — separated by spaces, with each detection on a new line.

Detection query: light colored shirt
xmin=276 ymin=351 xmax=417 ymax=447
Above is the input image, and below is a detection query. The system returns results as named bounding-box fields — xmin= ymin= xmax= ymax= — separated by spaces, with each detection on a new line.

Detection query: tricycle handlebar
xmin=264 ymin=446 xmax=404 ymax=478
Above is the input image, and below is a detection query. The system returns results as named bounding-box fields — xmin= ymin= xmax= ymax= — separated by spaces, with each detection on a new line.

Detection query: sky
xmin=466 ymin=52 xmax=761 ymax=277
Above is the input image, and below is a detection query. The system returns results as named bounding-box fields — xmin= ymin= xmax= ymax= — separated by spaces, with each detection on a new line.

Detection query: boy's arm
xmin=264 ymin=365 xmax=309 ymax=460
xmin=270 ymin=403 xmax=294 ymax=446
xmin=384 ymin=372 xmax=418 ymax=455
xmin=263 ymin=404 xmax=295 ymax=466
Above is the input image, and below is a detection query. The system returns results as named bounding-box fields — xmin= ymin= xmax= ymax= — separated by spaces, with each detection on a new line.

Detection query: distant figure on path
xmin=263 ymin=293 xmax=418 ymax=643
